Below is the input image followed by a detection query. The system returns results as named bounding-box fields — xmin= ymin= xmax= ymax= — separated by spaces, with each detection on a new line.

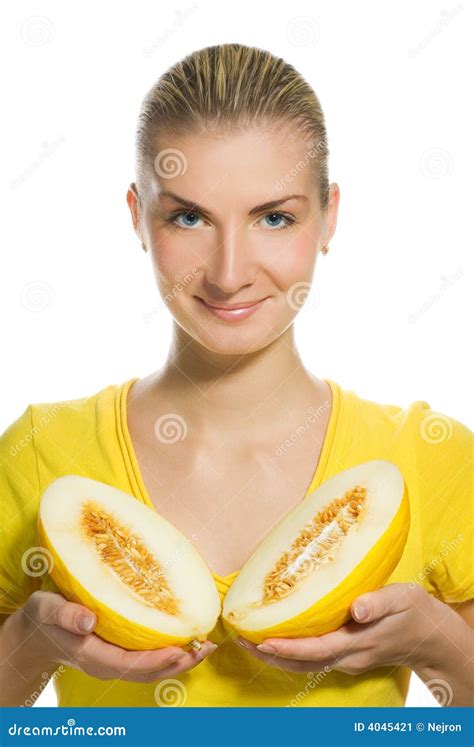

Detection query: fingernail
xmin=256 ymin=644 xmax=276 ymax=653
xmin=353 ymin=603 xmax=368 ymax=621
xmin=235 ymin=637 xmax=251 ymax=649
xmin=77 ymin=614 xmax=95 ymax=632
xmin=166 ymin=652 xmax=186 ymax=665
xmin=195 ymin=642 xmax=218 ymax=660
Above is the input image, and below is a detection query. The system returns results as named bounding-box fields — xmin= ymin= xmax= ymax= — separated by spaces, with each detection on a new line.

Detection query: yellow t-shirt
xmin=0 ymin=377 xmax=472 ymax=707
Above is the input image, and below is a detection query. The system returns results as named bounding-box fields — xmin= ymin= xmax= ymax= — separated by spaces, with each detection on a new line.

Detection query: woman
xmin=0 ymin=43 xmax=472 ymax=708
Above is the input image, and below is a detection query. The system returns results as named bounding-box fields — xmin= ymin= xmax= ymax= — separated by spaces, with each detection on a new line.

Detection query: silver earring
xmin=141 ymin=242 xmax=147 ymax=252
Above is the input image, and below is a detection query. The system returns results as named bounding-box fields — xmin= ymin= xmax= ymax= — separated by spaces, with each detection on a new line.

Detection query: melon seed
xmin=261 ymin=485 xmax=368 ymax=604
xmin=80 ymin=500 xmax=179 ymax=615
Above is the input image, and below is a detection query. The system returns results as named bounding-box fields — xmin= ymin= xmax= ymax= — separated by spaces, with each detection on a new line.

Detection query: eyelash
xmin=165 ymin=210 xmax=296 ymax=231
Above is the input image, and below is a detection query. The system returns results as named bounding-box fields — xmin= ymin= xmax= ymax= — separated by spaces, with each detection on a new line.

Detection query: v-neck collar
xmin=115 ymin=375 xmax=348 ymax=588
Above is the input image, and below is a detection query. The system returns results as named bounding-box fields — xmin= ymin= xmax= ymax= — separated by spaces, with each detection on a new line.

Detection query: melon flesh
xmin=38 ymin=475 xmax=221 ymax=650
xmin=222 ymin=460 xmax=409 ymax=642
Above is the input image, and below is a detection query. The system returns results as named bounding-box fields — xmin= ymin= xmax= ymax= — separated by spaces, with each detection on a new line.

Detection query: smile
xmin=196 ymin=297 xmax=269 ymax=321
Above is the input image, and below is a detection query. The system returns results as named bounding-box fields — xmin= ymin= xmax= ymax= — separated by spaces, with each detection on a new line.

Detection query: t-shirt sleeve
xmin=0 ymin=405 xmax=42 ymax=614
xmin=413 ymin=401 xmax=474 ymax=604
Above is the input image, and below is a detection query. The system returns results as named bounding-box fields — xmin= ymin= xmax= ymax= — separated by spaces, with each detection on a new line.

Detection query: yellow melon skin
xmin=37 ymin=518 xmax=204 ymax=651
xmin=224 ymin=484 xmax=410 ymax=644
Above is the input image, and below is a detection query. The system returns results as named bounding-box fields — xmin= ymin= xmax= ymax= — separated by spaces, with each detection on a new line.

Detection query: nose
xmin=203 ymin=226 xmax=257 ymax=295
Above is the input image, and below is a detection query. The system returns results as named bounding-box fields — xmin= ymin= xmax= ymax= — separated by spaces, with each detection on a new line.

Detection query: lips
xmin=200 ymin=298 xmax=265 ymax=310
xmin=196 ymin=296 xmax=268 ymax=321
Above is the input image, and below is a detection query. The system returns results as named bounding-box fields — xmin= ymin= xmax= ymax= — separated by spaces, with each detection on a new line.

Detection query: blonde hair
xmin=135 ymin=43 xmax=330 ymax=209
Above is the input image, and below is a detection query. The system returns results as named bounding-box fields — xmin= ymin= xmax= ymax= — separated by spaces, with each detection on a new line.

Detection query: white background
xmin=1 ymin=0 xmax=471 ymax=707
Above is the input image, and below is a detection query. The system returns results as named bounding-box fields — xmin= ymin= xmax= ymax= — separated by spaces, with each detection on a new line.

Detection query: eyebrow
xmin=157 ymin=191 xmax=308 ymax=216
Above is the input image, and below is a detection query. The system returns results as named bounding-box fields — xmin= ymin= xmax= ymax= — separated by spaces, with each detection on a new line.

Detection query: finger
xmin=237 ymin=622 xmax=369 ymax=661
xmin=235 ymin=643 xmax=325 ymax=673
xmin=122 ymin=642 xmax=219 ymax=683
xmin=79 ymin=635 xmax=217 ymax=676
xmin=29 ymin=591 xmax=97 ymax=635
xmin=351 ymin=582 xmax=412 ymax=623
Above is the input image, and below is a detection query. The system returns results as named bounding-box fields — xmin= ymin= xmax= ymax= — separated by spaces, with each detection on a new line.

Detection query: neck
xmin=152 ymin=323 xmax=324 ymax=438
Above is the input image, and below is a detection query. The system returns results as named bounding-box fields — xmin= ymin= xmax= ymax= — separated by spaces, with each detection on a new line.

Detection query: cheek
xmin=265 ymin=235 xmax=317 ymax=287
xmin=149 ymin=234 xmax=201 ymax=286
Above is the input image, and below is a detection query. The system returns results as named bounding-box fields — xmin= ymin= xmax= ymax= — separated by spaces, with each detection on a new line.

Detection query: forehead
xmin=148 ymin=124 xmax=318 ymax=206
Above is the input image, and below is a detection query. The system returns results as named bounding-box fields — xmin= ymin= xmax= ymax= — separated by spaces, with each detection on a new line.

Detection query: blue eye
xmin=260 ymin=212 xmax=294 ymax=230
xmin=167 ymin=210 xmax=295 ymax=231
xmin=171 ymin=211 xmax=202 ymax=229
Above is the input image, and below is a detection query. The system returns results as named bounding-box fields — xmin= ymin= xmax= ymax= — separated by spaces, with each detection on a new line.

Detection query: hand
xmin=18 ymin=591 xmax=217 ymax=683
xmin=235 ymin=583 xmax=439 ymax=675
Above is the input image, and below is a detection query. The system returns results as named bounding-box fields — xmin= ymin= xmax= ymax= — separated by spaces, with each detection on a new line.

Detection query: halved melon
xmin=222 ymin=460 xmax=409 ymax=643
xmin=37 ymin=475 xmax=221 ymax=650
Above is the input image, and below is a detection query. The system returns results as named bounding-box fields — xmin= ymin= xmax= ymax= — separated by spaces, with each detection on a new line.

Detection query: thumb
xmin=41 ymin=591 xmax=97 ymax=635
xmin=351 ymin=583 xmax=407 ymax=623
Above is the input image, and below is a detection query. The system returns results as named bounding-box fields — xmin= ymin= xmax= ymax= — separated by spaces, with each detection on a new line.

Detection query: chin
xmin=177 ymin=317 xmax=280 ymax=356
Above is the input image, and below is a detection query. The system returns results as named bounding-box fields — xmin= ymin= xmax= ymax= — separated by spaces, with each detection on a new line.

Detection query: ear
xmin=323 ymin=182 xmax=340 ymax=245
xmin=126 ymin=182 xmax=143 ymax=241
